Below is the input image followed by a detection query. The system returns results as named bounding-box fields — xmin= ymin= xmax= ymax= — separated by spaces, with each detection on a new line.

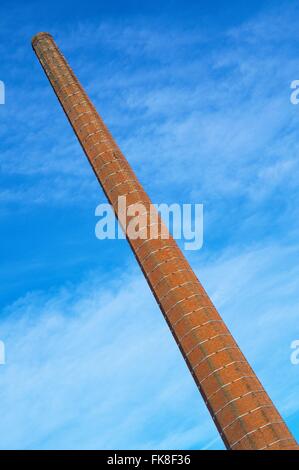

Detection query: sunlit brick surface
xmin=32 ymin=32 xmax=298 ymax=450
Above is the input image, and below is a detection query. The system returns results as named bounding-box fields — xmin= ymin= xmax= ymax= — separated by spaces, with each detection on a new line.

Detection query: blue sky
xmin=0 ymin=0 xmax=299 ymax=449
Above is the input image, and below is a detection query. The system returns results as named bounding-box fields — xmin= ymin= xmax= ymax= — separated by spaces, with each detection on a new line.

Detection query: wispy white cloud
xmin=0 ymin=239 xmax=298 ymax=449
xmin=0 ymin=268 xmax=220 ymax=450
xmin=3 ymin=4 xmax=299 ymax=211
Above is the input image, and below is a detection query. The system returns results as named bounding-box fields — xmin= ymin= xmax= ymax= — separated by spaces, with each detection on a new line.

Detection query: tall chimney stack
xmin=32 ymin=32 xmax=298 ymax=450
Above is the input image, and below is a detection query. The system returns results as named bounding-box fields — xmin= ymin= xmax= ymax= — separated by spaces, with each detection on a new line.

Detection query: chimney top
xmin=31 ymin=32 xmax=53 ymax=48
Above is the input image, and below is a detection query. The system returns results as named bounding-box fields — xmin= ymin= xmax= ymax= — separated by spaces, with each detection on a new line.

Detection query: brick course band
xmin=32 ymin=32 xmax=298 ymax=451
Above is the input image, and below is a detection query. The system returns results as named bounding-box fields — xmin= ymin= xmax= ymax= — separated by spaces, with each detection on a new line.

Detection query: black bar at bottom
xmin=0 ymin=450 xmax=298 ymax=466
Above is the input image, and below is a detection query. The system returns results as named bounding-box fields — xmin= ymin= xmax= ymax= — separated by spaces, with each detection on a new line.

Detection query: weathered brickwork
xmin=32 ymin=32 xmax=298 ymax=450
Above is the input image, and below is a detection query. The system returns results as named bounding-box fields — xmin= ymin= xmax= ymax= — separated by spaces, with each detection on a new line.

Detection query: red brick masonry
xmin=32 ymin=32 xmax=298 ymax=450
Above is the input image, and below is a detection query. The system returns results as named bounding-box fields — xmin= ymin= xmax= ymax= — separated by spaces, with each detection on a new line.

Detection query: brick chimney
xmin=32 ymin=32 xmax=298 ymax=450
